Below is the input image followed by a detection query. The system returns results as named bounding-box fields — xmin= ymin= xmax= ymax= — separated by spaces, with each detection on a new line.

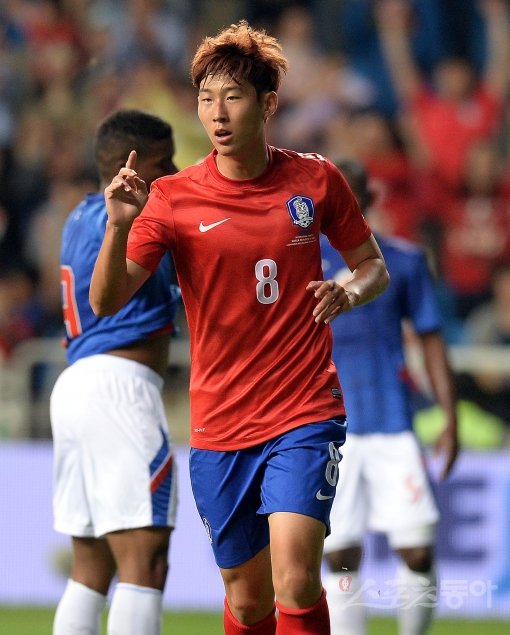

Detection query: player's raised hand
xmin=104 ymin=150 xmax=149 ymax=226
xmin=306 ymin=279 xmax=358 ymax=324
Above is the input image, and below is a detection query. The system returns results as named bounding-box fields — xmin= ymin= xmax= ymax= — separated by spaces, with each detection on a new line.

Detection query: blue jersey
xmin=320 ymin=233 xmax=442 ymax=434
xmin=60 ymin=193 xmax=180 ymax=364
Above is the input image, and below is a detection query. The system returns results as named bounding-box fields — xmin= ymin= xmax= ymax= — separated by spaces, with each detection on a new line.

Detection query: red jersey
xmin=127 ymin=147 xmax=371 ymax=450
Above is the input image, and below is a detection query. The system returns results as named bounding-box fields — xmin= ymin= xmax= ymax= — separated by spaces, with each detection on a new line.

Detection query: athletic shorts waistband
xmin=73 ymin=354 xmax=164 ymax=390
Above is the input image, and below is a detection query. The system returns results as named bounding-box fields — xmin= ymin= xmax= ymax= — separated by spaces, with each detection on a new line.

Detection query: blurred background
xmin=0 ymin=0 xmax=509 ymax=630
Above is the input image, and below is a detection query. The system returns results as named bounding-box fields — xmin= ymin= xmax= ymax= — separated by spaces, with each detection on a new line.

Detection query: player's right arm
xmin=90 ymin=151 xmax=152 ymax=316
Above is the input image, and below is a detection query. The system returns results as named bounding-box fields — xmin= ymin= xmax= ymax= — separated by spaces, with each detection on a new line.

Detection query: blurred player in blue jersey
xmin=321 ymin=160 xmax=459 ymax=635
xmin=50 ymin=109 xmax=180 ymax=635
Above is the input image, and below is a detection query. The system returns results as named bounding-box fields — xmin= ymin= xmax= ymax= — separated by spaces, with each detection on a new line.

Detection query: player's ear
xmin=263 ymin=91 xmax=278 ymax=122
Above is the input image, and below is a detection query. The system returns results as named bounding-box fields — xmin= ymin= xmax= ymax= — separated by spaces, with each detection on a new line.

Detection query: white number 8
xmin=255 ymin=259 xmax=279 ymax=305
xmin=325 ymin=442 xmax=341 ymax=486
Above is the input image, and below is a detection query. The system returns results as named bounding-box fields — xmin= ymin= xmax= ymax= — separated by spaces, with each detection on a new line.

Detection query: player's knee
xmin=325 ymin=546 xmax=362 ymax=572
xmin=399 ymin=546 xmax=433 ymax=573
xmin=116 ymin=544 xmax=170 ymax=590
xmin=227 ymin=593 xmax=273 ymax=625
xmin=273 ymin=566 xmax=321 ymax=607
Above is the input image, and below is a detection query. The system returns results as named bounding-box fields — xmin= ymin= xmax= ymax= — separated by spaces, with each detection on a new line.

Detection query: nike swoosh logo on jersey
xmin=199 ymin=218 xmax=231 ymax=232
xmin=316 ymin=490 xmax=334 ymax=501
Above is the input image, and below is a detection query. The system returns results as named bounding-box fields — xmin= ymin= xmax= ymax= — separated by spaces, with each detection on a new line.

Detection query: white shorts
xmin=51 ymin=354 xmax=178 ymax=538
xmin=324 ymin=431 xmax=439 ymax=552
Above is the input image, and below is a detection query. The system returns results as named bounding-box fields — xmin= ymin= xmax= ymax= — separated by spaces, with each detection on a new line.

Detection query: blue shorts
xmin=189 ymin=418 xmax=347 ymax=569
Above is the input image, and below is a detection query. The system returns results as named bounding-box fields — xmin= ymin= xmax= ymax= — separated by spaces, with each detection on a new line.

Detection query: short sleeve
xmin=403 ymin=250 xmax=442 ymax=334
xmin=320 ymin=159 xmax=372 ymax=252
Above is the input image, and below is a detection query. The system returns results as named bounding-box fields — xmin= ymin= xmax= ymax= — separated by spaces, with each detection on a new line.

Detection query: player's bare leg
xmin=270 ymin=512 xmax=330 ymax=634
xmin=53 ymin=537 xmax=115 ymax=635
xmin=71 ymin=536 xmax=117 ymax=592
xmin=105 ymin=526 xmax=172 ymax=635
xmin=106 ymin=526 xmax=171 ymax=588
xmin=220 ymin=545 xmax=276 ymax=633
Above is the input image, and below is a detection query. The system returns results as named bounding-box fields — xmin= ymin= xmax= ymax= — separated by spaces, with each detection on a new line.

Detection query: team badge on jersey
xmin=287 ymin=195 xmax=315 ymax=229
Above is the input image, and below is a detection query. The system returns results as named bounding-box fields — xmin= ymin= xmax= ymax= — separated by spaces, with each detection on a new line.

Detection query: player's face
xmin=197 ymin=74 xmax=275 ymax=162
xmin=137 ymin=138 xmax=177 ymax=187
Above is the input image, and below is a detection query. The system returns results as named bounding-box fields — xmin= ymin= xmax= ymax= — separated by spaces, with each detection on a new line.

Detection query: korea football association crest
xmin=287 ymin=195 xmax=315 ymax=229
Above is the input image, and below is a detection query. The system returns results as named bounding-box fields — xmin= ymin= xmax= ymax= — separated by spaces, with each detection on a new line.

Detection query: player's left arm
xmin=307 ymin=234 xmax=390 ymax=324
xmin=419 ymin=330 xmax=460 ymax=478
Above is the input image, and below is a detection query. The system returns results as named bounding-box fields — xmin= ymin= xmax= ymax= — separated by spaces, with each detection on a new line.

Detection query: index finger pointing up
xmin=125 ymin=150 xmax=137 ymax=170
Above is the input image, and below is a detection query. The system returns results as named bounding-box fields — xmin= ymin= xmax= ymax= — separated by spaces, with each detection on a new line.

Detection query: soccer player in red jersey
xmin=90 ymin=20 xmax=390 ymax=634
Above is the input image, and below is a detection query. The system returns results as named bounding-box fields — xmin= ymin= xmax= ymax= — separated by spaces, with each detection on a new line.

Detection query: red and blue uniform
xmin=127 ymin=147 xmax=371 ymax=451
xmin=127 ymin=147 xmax=371 ymax=566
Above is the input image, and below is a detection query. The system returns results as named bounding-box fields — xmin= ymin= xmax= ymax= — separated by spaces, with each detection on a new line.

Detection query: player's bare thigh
xmin=269 ymin=511 xmax=326 ymax=608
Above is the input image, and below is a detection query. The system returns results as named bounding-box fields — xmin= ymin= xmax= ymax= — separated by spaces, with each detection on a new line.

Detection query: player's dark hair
xmin=94 ymin=109 xmax=174 ymax=181
xmin=334 ymin=159 xmax=374 ymax=212
xmin=191 ymin=20 xmax=288 ymax=96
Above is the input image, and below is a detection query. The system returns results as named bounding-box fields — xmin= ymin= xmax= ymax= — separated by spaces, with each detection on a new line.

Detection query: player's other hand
xmin=105 ymin=150 xmax=148 ymax=226
xmin=434 ymin=422 xmax=459 ymax=479
xmin=307 ymin=279 xmax=358 ymax=324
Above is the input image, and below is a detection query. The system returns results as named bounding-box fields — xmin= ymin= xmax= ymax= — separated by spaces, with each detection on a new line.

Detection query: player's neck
xmin=215 ymin=145 xmax=269 ymax=181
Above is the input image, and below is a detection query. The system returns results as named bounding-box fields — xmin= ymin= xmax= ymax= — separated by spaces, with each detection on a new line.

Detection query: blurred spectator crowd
xmin=1 ymin=0 xmax=510 ymax=434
